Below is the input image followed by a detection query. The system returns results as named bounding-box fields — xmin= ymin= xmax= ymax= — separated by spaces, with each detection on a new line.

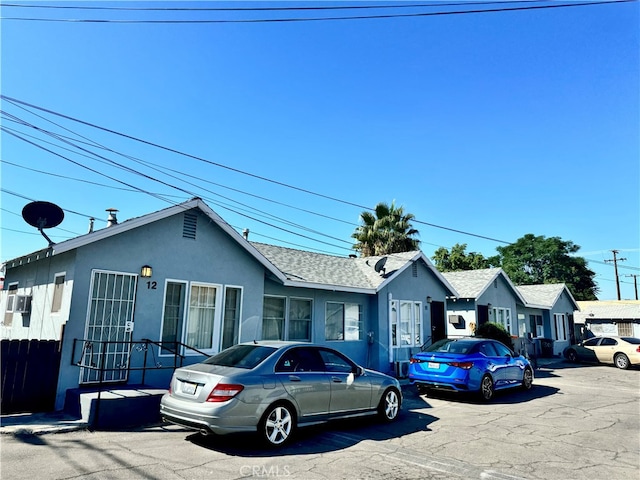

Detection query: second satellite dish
xmin=22 ymin=201 xmax=64 ymax=246
xmin=374 ymin=256 xmax=388 ymax=274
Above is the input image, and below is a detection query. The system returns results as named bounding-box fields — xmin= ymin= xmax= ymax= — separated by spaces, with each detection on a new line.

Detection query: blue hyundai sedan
xmin=408 ymin=338 xmax=533 ymax=401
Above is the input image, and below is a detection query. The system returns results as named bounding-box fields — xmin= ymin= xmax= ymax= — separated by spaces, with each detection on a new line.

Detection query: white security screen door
xmin=80 ymin=270 xmax=137 ymax=384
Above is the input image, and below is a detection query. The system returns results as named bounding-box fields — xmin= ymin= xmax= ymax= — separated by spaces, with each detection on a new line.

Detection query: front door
xmin=80 ymin=270 xmax=137 ymax=384
xmin=430 ymin=301 xmax=446 ymax=342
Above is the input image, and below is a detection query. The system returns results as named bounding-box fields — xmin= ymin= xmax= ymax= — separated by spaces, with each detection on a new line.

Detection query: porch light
xmin=426 ymin=296 xmax=432 ymax=304
xmin=141 ymin=265 xmax=153 ymax=278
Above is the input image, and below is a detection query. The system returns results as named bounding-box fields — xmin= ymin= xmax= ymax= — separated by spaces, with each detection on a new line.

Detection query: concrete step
xmin=64 ymin=385 xmax=167 ymax=430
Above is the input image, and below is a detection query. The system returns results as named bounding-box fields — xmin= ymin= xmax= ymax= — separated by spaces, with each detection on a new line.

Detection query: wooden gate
xmin=1 ymin=339 xmax=61 ymax=414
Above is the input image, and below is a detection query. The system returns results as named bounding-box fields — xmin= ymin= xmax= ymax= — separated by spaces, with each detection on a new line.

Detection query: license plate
xmin=181 ymin=382 xmax=197 ymax=395
xmin=428 ymin=362 xmax=440 ymax=370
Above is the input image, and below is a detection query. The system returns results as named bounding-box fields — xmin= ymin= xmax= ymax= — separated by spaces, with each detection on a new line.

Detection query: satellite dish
xmin=374 ymin=257 xmax=388 ymax=274
xmin=22 ymin=201 xmax=64 ymax=246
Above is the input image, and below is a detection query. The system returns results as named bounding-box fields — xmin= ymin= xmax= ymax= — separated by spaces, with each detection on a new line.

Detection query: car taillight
xmin=636 ymin=346 xmax=640 ymax=353
xmin=206 ymin=383 xmax=244 ymax=402
xmin=410 ymin=357 xmax=424 ymax=364
xmin=447 ymin=361 xmax=473 ymax=370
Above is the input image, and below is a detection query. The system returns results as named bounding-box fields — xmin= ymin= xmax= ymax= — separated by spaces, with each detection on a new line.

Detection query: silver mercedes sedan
xmin=160 ymin=341 xmax=402 ymax=447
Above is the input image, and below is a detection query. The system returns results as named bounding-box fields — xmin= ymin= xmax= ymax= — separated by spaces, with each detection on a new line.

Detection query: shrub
xmin=475 ymin=322 xmax=513 ymax=349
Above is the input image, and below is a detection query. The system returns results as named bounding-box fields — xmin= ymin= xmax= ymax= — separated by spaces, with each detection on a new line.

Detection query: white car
xmin=564 ymin=336 xmax=640 ymax=369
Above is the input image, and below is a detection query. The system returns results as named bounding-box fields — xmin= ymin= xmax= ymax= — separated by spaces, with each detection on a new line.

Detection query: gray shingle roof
xmin=251 ymin=242 xmax=419 ymax=291
xmin=441 ymin=268 xmax=503 ymax=299
xmin=516 ymin=284 xmax=567 ymax=308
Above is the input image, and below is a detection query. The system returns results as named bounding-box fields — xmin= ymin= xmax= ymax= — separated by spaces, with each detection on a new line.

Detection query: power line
xmin=1 ymin=95 xmax=511 ymax=244
xmin=0 ymin=0 xmax=632 ymax=23
xmin=0 ymin=2 xmax=554 ymax=12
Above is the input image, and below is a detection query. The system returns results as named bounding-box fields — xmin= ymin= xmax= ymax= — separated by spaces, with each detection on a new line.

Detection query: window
xmin=530 ymin=315 xmax=543 ymax=338
xmin=618 ymin=322 xmax=633 ymax=336
xmin=390 ymin=300 xmax=423 ymax=347
xmin=326 ymin=302 xmax=362 ymax=341
xmin=6 ymin=283 xmax=18 ymax=312
xmin=275 ymin=347 xmax=324 ymax=373
xmin=161 ymin=282 xmax=187 ymax=355
xmin=186 ymin=284 xmax=220 ymax=350
xmin=493 ymin=307 xmax=512 ymax=334
xmin=583 ymin=337 xmax=600 ymax=347
xmin=289 ymin=298 xmax=312 ymax=342
xmin=221 ymin=287 xmax=242 ymax=350
xmin=600 ymin=337 xmax=617 ymax=346
xmin=263 ymin=296 xmax=286 ymax=340
xmin=51 ymin=274 xmax=65 ymax=313
xmin=318 ymin=348 xmax=354 ymax=373
xmin=554 ymin=313 xmax=567 ymax=341
xmin=492 ymin=341 xmax=513 ymax=357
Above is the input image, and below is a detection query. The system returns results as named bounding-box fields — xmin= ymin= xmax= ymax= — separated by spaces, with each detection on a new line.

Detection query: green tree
xmin=432 ymin=243 xmax=500 ymax=272
xmin=352 ymin=201 xmax=420 ymax=256
xmin=495 ymin=234 xmax=598 ymax=300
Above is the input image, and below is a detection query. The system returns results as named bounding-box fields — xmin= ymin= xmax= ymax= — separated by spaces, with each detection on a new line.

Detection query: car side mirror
xmin=354 ymin=366 xmax=365 ymax=377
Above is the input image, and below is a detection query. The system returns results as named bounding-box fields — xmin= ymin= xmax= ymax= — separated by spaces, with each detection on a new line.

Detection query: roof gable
xmin=442 ymin=268 xmax=526 ymax=304
xmin=4 ymin=198 xmax=286 ymax=282
xmin=516 ymin=283 xmax=578 ymax=310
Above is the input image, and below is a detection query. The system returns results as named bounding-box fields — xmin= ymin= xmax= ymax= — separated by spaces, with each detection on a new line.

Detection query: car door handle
xmin=288 ymin=375 xmax=301 ymax=382
xmin=331 ymin=376 xmax=343 ymax=383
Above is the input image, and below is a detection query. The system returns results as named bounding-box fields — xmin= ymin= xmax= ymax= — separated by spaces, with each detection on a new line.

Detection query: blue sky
xmin=1 ymin=1 xmax=638 ymax=300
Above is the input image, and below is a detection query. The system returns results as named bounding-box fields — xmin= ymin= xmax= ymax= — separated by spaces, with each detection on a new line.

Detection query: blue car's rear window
xmin=203 ymin=345 xmax=277 ymax=369
xmin=425 ymin=339 xmax=476 ymax=354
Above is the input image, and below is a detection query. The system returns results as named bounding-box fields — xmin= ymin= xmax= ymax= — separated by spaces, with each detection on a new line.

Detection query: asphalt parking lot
xmin=1 ymin=360 xmax=639 ymax=480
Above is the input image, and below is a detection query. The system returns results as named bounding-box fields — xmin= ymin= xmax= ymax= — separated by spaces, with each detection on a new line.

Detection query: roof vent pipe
xmin=243 ymin=228 xmax=249 ymax=240
xmin=106 ymin=208 xmax=118 ymax=227
xmin=88 ymin=217 xmax=95 ymax=233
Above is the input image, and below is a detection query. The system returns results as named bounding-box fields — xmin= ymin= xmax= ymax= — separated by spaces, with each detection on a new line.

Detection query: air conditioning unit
xmin=394 ymin=361 xmax=410 ymax=379
xmin=15 ymin=295 xmax=32 ymax=314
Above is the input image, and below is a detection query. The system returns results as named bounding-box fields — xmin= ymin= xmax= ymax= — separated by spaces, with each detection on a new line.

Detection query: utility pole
xmin=604 ymin=250 xmax=627 ymax=300
xmin=625 ymin=274 xmax=639 ymax=300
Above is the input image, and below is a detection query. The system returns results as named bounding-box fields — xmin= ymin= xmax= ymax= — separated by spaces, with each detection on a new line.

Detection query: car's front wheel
xmin=521 ymin=367 xmax=533 ymax=391
xmin=614 ymin=353 xmax=630 ymax=370
xmin=479 ymin=374 xmax=494 ymax=401
xmin=260 ymin=403 xmax=295 ymax=447
xmin=378 ymin=388 xmax=400 ymax=422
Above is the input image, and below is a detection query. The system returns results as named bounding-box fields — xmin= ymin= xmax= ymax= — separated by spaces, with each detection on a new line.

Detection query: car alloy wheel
xmin=522 ymin=367 xmax=533 ymax=390
xmin=480 ymin=374 xmax=494 ymax=401
xmin=261 ymin=403 xmax=295 ymax=447
xmin=567 ymin=350 xmax=578 ymax=362
xmin=378 ymin=388 xmax=400 ymax=421
xmin=614 ymin=353 xmax=630 ymax=370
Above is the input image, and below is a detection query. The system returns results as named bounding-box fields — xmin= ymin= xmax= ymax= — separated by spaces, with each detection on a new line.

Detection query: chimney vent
xmin=88 ymin=217 xmax=95 ymax=233
xmin=242 ymin=228 xmax=249 ymax=240
xmin=106 ymin=208 xmax=118 ymax=227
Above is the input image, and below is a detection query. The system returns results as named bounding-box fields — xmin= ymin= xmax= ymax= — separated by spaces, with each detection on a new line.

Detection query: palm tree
xmin=352 ymin=201 xmax=420 ymax=256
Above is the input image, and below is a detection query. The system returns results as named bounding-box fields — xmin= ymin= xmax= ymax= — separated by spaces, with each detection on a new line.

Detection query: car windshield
xmin=621 ymin=337 xmax=640 ymax=345
xmin=202 ymin=344 xmax=277 ymax=369
xmin=425 ymin=339 xmax=475 ymax=354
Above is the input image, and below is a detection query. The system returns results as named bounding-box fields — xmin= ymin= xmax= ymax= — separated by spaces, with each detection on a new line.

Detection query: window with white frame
xmin=289 ymin=298 xmax=312 ymax=342
xmin=263 ymin=296 xmax=286 ymax=340
xmin=390 ymin=299 xmax=423 ymax=347
xmin=262 ymin=296 xmax=313 ymax=341
xmin=221 ymin=286 xmax=242 ymax=350
xmin=492 ymin=307 xmax=512 ymax=335
xmin=554 ymin=313 xmax=567 ymax=341
xmin=6 ymin=283 xmax=18 ymax=312
xmin=326 ymin=302 xmax=362 ymax=341
xmin=160 ymin=281 xmax=187 ymax=355
xmin=51 ymin=273 xmax=66 ymax=313
xmin=186 ymin=283 xmax=221 ymax=351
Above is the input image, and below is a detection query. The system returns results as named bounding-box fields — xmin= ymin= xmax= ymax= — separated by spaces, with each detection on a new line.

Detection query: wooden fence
xmin=1 ymin=340 xmax=61 ymax=414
